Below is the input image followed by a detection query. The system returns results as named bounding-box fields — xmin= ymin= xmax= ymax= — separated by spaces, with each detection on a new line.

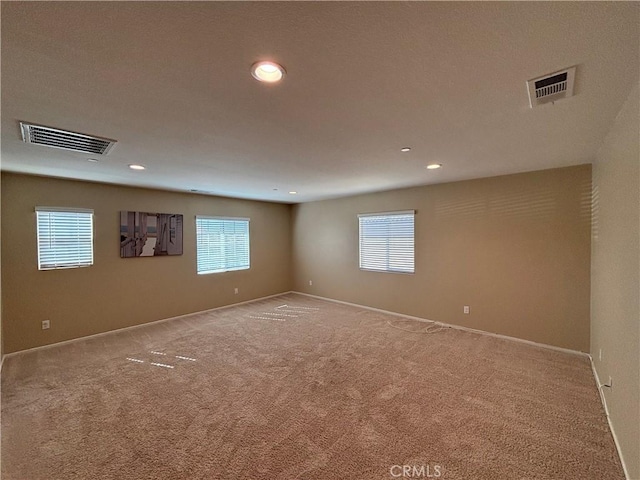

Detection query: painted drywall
xmin=292 ymin=165 xmax=592 ymax=352
xmin=591 ymin=84 xmax=639 ymax=479
xmin=0 ymin=176 xmax=3 ymax=361
xmin=1 ymin=173 xmax=292 ymax=353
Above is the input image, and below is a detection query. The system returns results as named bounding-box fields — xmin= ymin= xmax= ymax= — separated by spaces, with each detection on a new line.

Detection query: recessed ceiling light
xmin=289 ymin=191 xmax=297 ymax=195
xmin=400 ymin=147 xmax=411 ymax=153
xmin=251 ymin=61 xmax=286 ymax=83
xmin=87 ymin=158 xmax=99 ymax=163
xmin=426 ymin=163 xmax=443 ymax=170
xmin=129 ymin=164 xmax=146 ymax=170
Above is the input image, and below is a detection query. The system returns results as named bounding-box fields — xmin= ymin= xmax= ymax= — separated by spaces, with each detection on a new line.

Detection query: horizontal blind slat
xmin=359 ymin=212 xmax=414 ymax=274
xmin=36 ymin=210 xmax=94 ymax=270
xmin=196 ymin=217 xmax=250 ymax=274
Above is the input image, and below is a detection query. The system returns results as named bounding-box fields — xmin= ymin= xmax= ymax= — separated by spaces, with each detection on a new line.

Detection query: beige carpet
xmin=1 ymin=293 xmax=624 ymax=479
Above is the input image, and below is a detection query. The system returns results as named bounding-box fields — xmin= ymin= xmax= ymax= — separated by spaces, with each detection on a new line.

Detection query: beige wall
xmin=292 ymin=165 xmax=592 ymax=352
xmin=1 ymin=173 xmax=292 ymax=353
xmin=591 ymin=84 xmax=639 ymax=479
xmin=1 ymin=167 xmax=595 ymax=354
xmin=0 ymin=176 xmax=3 ymax=359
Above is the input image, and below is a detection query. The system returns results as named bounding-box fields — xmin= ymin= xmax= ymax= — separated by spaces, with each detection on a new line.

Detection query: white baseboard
xmin=3 ymin=289 xmax=628 ymax=477
xmin=294 ymin=291 xmax=631 ymax=474
xmin=4 ymin=291 xmax=294 ymax=359
xmin=292 ymin=291 xmax=589 ymax=358
xmin=589 ymin=357 xmax=630 ymax=480
xmin=6 ymin=288 xmax=587 ymax=360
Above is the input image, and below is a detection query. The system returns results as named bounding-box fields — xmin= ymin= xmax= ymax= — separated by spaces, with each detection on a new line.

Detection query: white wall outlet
xmin=309 ymin=280 xmax=313 ymax=286
xmin=42 ymin=320 xmax=50 ymax=330
xmin=463 ymin=306 xmax=470 ymax=314
xmin=599 ymin=348 xmax=602 ymax=361
xmin=234 ymin=288 xmax=239 ymax=294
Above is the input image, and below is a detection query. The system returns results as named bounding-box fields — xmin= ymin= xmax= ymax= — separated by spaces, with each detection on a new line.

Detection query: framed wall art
xmin=120 ymin=211 xmax=183 ymax=257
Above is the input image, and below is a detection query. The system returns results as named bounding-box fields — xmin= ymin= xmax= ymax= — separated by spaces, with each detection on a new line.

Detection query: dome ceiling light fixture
xmin=251 ymin=61 xmax=286 ymax=83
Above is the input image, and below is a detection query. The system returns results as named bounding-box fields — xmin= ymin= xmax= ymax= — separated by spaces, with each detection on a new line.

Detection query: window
xmin=36 ymin=207 xmax=94 ymax=270
xmin=196 ymin=216 xmax=250 ymax=274
xmin=359 ymin=210 xmax=415 ymax=274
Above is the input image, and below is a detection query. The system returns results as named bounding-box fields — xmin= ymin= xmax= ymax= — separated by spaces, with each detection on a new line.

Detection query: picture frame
xmin=120 ymin=211 xmax=183 ymax=257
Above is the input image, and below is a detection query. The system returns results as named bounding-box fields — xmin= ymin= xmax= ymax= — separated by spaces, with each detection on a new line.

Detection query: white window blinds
xmin=196 ymin=216 xmax=250 ymax=274
xmin=36 ymin=207 xmax=94 ymax=270
xmin=359 ymin=211 xmax=415 ymax=274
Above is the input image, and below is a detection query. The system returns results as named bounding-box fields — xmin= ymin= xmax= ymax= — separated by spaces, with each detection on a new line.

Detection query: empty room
xmin=1 ymin=2 xmax=638 ymax=479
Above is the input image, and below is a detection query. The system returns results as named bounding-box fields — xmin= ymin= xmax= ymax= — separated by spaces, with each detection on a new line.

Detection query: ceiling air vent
xmin=20 ymin=122 xmax=116 ymax=155
xmin=526 ymin=66 xmax=576 ymax=108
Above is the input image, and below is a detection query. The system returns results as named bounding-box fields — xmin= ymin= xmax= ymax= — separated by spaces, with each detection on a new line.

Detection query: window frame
xmin=358 ymin=210 xmax=415 ymax=274
xmin=195 ymin=216 xmax=251 ymax=275
xmin=35 ymin=206 xmax=94 ymax=271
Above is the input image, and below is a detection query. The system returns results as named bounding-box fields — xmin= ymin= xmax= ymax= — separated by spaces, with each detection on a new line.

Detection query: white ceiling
xmin=2 ymin=2 xmax=638 ymax=203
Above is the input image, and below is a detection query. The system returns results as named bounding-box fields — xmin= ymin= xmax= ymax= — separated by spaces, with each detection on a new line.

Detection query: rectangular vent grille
xmin=535 ymin=72 xmax=567 ymax=98
xmin=527 ymin=67 xmax=576 ymax=108
xmin=20 ymin=122 xmax=116 ymax=155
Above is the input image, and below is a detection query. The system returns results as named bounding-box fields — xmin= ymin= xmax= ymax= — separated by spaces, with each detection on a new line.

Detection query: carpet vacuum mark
xmin=1 ymin=294 xmax=624 ymax=479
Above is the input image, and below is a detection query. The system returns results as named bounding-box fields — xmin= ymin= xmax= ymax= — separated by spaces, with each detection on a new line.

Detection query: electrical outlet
xmin=309 ymin=280 xmax=313 ymax=286
xmin=463 ymin=306 xmax=470 ymax=314
xmin=599 ymin=349 xmax=602 ymax=361
xmin=42 ymin=320 xmax=50 ymax=330
xmin=234 ymin=288 xmax=239 ymax=294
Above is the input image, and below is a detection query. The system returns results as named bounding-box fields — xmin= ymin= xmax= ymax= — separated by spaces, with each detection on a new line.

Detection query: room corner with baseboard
xmin=0 ymin=293 xmax=625 ymax=479
xmin=294 ymin=290 xmax=591 ymax=358
xmin=0 ymin=174 xmax=294 ymax=354
xmin=291 ymin=165 xmax=593 ymax=353
xmin=590 ymin=84 xmax=640 ymax=480
xmin=1 ymin=2 xmax=639 ymax=479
